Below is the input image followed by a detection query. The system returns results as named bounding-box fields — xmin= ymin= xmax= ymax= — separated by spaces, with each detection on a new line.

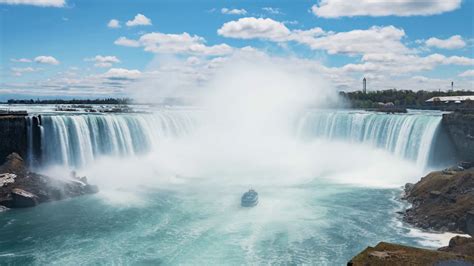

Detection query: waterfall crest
xmin=29 ymin=110 xmax=442 ymax=169
xmin=296 ymin=110 xmax=442 ymax=167
xmin=34 ymin=110 xmax=196 ymax=168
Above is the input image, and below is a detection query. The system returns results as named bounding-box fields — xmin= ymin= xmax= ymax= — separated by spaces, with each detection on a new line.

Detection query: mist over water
xmin=47 ymin=56 xmax=434 ymax=187
xmin=1 ymin=56 xmax=449 ymax=264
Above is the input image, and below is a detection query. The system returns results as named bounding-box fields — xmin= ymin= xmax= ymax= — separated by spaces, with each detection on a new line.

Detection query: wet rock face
xmin=0 ymin=153 xmax=98 ymax=210
xmin=11 ymin=188 xmax=38 ymax=208
xmin=403 ymin=168 xmax=474 ymax=234
xmin=0 ymin=117 xmax=27 ymax=165
xmin=443 ymin=112 xmax=474 ymax=162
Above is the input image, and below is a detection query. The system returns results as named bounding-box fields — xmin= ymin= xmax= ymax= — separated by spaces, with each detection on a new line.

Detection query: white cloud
xmin=0 ymin=0 xmax=65 ymax=7
xmin=312 ymin=0 xmax=462 ymax=18
xmin=459 ymin=70 xmax=474 ymax=77
xmin=114 ymin=37 xmax=140 ymax=47
xmin=115 ymin=32 xmax=233 ymax=56
xmin=218 ymin=17 xmax=291 ymax=41
xmin=126 ymin=13 xmax=152 ymax=27
xmin=337 ymin=52 xmax=474 ymax=78
xmin=10 ymin=67 xmax=40 ymax=76
xmin=85 ymin=55 xmax=121 ymax=68
xmin=262 ymin=7 xmax=282 ymax=15
xmin=442 ymin=55 xmax=474 ymax=65
xmin=219 ymin=19 xmax=408 ymax=57
xmin=221 ymin=8 xmax=247 ymax=15
xmin=10 ymin=58 xmax=32 ymax=63
xmin=103 ymin=68 xmax=141 ymax=80
xmin=107 ymin=19 xmax=120 ymax=28
xmin=34 ymin=55 xmax=59 ymax=65
xmin=300 ymin=26 xmax=409 ymax=56
xmin=425 ymin=35 xmax=466 ymax=49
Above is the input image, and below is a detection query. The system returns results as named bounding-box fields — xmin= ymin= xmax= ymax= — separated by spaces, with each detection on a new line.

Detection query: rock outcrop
xmin=438 ymin=236 xmax=474 ymax=257
xmin=403 ymin=167 xmax=474 ymax=234
xmin=348 ymin=239 xmax=474 ymax=265
xmin=443 ymin=112 xmax=474 ymax=162
xmin=0 ymin=153 xmax=98 ymax=210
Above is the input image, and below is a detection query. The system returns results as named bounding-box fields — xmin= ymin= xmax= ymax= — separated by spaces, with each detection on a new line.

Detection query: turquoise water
xmin=0 ymin=109 xmax=448 ymax=264
xmin=0 ymin=179 xmax=428 ymax=265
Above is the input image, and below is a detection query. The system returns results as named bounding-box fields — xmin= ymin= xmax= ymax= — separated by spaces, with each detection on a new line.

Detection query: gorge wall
xmin=442 ymin=112 xmax=474 ymax=162
xmin=0 ymin=116 xmax=27 ymax=164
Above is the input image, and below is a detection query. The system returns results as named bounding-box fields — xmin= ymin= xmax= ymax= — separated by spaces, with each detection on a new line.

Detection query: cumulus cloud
xmin=102 ymin=68 xmax=141 ymax=80
xmin=114 ymin=37 xmax=140 ymax=47
xmin=300 ymin=26 xmax=409 ymax=56
xmin=459 ymin=70 xmax=474 ymax=77
xmin=221 ymin=8 xmax=247 ymax=15
xmin=85 ymin=55 xmax=121 ymax=68
xmin=218 ymin=17 xmax=291 ymax=41
xmin=425 ymin=35 xmax=466 ymax=49
xmin=219 ymin=18 xmax=408 ymax=56
xmin=11 ymin=58 xmax=32 ymax=63
xmin=107 ymin=19 xmax=120 ymax=28
xmin=34 ymin=55 xmax=59 ymax=65
xmin=126 ymin=13 xmax=152 ymax=27
xmin=0 ymin=0 xmax=65 ymax=7
xmin=312 ymin=0 xmax=462 ymax=18
xmin=115 ymin=32 xmax=233 ymax=56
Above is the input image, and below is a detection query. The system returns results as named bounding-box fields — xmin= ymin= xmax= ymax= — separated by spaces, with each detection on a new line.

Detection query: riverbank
xmin=403 ymin=164 xmax=474 ymax=234
xmin=349 ymin=163 xmax=474 ymax=264
xmin=348 ymin=239 xmax=474 ymax=265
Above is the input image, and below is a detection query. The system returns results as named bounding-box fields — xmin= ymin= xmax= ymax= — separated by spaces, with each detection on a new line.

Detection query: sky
xmin=0 ymin=0 xmax=473 ymax=100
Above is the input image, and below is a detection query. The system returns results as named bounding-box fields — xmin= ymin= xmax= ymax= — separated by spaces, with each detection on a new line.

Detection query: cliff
xmin=443 ymin=112 xmax=474 ymax=162
xmin=0 ymin=116 xmax=27 ymax=164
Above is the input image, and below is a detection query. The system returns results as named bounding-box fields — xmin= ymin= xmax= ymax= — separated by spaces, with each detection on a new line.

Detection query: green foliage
xmin=339 ymin=90 xmax=474 ymax=109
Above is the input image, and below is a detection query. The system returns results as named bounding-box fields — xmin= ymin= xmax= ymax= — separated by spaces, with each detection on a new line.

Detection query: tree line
xmin=4 ymin=98 xmax=133 ymax=105
xmin=339 ymin=89 xmax=474 ymax=109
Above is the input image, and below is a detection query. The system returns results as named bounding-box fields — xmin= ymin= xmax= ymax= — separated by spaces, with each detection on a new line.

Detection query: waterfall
xmin=27 ymin=109 xmax=442 ymax=169
xmin=296 ymin=110 xmax=442 ymax=168
xmin=35 ymin=110 xmax=197 ymax=168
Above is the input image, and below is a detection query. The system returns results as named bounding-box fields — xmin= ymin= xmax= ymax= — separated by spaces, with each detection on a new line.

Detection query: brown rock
xmin=403 ymin=169 xmax=474 ymax=234
xmin=348 ymin=241 xmax=474 ymax=266
xmin=438 ymin=236 xmax=474 ymax=257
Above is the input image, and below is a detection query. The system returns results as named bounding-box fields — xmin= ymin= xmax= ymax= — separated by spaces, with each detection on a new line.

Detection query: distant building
xmin=362 ymin=77 xmax=367 ymax=93
xmin=426 ymin=95 xmax=474 ymax=104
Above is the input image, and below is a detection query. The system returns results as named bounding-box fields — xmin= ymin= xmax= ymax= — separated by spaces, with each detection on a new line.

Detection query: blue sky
xmin=0 ymin=0 xmax=473 ymax=100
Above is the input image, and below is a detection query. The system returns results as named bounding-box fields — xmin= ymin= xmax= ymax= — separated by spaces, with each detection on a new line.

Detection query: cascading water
xmin=33 ymin=110 xmax=197 ymax=168
xmin=29 ymin=109 xmax=443 ymax=169
xmin=296 ymin=110 xmax=442 ymax=168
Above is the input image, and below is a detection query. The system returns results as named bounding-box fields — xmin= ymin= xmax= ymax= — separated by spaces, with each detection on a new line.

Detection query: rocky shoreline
xmin=0 ymin=153 xmax=98 ymax=211
xmin=349 ymin=163 xmax=474 ymax=264
xmin=402 ymin=162 xmax=474 ymax=235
